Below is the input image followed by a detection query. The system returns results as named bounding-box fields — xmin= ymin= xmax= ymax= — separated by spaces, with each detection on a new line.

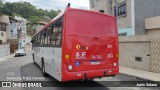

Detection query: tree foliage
xmin=0 ymin=1 xmax=59 ymax=20
xmin=0 ymin=1 xmax=59 ymax=36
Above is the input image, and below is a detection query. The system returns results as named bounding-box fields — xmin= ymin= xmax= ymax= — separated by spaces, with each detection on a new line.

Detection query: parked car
xmin=15 ymin=49 xmax=26 ymax=57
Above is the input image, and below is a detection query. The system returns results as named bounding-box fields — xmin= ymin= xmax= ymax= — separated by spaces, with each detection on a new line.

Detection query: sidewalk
xmin=0 ymin=54 xmax=15 ymax=62
xmin=120 ymin=66 xmax=160 ymax=81
xmin=0 ymin=45 xmax=31 ymax=63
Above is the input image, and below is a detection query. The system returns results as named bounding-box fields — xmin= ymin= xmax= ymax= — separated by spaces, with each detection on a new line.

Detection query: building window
xmin=1 ymin=32 xmax=4 ymax=36
xmin=114 ymin=3 xmax=127 ymax=17
xmin=11 ymin=30 xmax=13 ymax=35
xmin=0 ymin=23 xmax=7 ymax=31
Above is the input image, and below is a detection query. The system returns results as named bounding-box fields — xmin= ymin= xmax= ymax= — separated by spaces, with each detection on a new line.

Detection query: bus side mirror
xmin=31 ymin=40 xmax=34 ymax=43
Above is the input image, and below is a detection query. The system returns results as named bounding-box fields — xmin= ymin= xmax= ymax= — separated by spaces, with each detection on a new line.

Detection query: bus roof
xmin=32 ymin=7 xmax=116 ymax=37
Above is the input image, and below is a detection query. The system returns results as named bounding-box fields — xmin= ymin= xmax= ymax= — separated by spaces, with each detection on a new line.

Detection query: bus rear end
xmin=62 ymin=8 xmax=119 ymax=81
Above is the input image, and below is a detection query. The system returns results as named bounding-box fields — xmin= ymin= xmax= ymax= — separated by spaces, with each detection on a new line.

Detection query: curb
xmin=119 ymin=72 xmax=149 ymax=81
xmin=119 ymin=72 xmax=160 ymax=83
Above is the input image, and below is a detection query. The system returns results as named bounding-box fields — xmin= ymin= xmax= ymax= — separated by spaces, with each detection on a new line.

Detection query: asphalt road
xmin=0 ymin=46 xmax=159 ymax=90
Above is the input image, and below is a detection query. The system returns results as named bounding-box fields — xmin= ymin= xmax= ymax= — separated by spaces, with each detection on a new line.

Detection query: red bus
xmin=31 ymin=6 xmax=119 ymax=82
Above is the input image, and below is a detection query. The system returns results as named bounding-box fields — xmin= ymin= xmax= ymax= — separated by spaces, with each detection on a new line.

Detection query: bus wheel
xmin=32 ymin=54 xmax=35 ymax=64
xmin=42 ymin=60 xmax=48 ymax=77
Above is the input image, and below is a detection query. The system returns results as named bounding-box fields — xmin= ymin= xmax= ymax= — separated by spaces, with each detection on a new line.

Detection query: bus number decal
xmin=91 ymin=55 xmax=102 ymax=59
xmin=108 ymin=44 xmax=113 ymax=49
xmin=107 ymin=53 xmax=113 ymax=59
xmin=76 ymin=52 xmax=86 ymax=59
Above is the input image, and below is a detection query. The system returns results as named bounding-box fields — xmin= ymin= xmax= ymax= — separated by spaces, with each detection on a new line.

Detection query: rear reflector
xmin=114 ymin=63 xmax=117 ymax=67
xmin=65 ymin=55 xmax=70 ymax=60
xmin=116 ymin=54 xmax=119 ymax=59
xmin=68 ymin=65 xmax=73 ymax=70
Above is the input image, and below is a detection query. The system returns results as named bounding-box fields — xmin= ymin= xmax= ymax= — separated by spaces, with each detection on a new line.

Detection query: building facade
xmin=8 ymin=16 xmax=27 ymax=52
xmin=8 ymin=18 xmax=19 ymax=53
xmin=0 ymin=13 xmax=9 ymax=44
xmin=9 ymin=18 xmax=18 ymax=39
xmin=0 ymin=14 xmax=10 ymax=57
xmin=89 ymin=0 xmax=160 ymax=36
xmin=14 ymin=16 xmax=27 ymax=49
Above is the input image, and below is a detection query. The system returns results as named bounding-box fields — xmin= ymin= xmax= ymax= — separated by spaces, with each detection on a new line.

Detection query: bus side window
xmin=44 ymin=29 xmax=48 ymax=45
xmin=36 ymin=35 xmax=38 ymax=46
xmin=42 ymin=30 xmax=47 ymax=46
xmin=47 ymin=26 xmax=51 ymax=45
xmin=50 ymin=16 xmax=63 ymax=47
xmin=56 ymin=25 xmax=62 ymax=46
xmin=34 ymin=35 xmax=36 ymax=46
xmin=41 ymin=31 xmax=44 ymax=45
xmin=37 ymin=33 xmax=41 ymax=46
xmin=50 ymin=25 xmax=56 ymax=46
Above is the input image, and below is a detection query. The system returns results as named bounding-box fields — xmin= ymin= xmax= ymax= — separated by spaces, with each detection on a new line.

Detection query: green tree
xmin=27 ymin=15 xmax=40 ymax=34
xmin=1 ymin=1 xmax=59 ymax=20
xmin=1 ymin=1 xmax=59 ymax=35
xmin=49 ymin=9 xmax=58 ymax=18
xmin=0 ymin=0 xmax=3 ymax=12
xmin=2 ymin=2 xmax=13 ymax=15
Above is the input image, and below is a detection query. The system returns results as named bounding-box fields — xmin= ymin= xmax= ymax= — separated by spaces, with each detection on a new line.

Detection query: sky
xmin=4 ymin=0 xmax=90 ymax=10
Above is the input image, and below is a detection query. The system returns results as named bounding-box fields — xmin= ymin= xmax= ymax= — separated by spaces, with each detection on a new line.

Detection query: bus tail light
xmin=113 ymin=62 xmax=117 ymax=67
xmin=65 ymin=54 xmax=70 ymax=60
xmin=116 ymin=54 xmax=119 ymax=59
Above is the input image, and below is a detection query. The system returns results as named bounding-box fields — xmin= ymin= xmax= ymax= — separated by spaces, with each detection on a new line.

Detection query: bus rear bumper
xmin=62 ymin=67 xmax=119 ymax=81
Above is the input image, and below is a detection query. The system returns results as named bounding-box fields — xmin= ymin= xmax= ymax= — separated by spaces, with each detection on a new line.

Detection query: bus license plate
xmin=91 ymin=61 xmax=100 ymax=65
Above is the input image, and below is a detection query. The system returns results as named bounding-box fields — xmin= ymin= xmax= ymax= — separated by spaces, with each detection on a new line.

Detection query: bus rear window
xmin=67 ymin=11 xmax=117 ymax=37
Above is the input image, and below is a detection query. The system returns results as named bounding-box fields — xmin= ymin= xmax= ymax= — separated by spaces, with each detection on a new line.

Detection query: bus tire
xmin=32 ymin=54 xmax=36 ymax=64
xmin=41 ymin=59 xmax=48 ymax=77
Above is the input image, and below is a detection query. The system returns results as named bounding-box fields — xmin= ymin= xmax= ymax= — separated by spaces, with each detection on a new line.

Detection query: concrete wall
xmin=0 ymin=31 xmax=7 ymax=43
xmin=119 ymin=35 xmax=160 ymax=73
xmin=145 ymin=16 xmax=160 ymax=38
xmin=89 ymin=0 xmax=109 ymax=14
xmin=145 ymin=16 xmax=160 ymax=30
xmin=0 ymin=44 xmax=10 ymax=58
xmin=147 ymin=29 xmax=160 ymax=39
xmin=0 ymin=14 xmax=9 ymax=24
xmin=119 ymin=35 xmax=151 ymax=71
xmin=134 ymin=0 xmax=160 ymax=35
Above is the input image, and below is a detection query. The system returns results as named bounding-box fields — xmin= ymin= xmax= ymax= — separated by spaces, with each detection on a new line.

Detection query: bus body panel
xmin=33 ymin=47 xmax=62 ymax=81
xmin=61 ymin=8 xmax=119 ymax=81
xmin=50 ymin=48 xmax=62 ymax=81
